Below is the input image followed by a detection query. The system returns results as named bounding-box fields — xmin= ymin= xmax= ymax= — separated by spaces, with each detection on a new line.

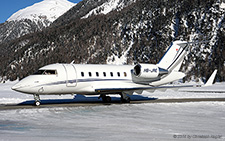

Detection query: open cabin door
xmin=63 ymin=64 xmax=77 ymax=87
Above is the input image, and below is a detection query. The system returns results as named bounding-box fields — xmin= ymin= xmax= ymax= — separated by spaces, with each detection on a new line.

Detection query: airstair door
xmin=63 ymin=64 xmax=77 ymax=87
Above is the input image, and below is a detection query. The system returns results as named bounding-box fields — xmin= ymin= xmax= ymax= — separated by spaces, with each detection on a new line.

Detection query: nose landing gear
xmin=33 ymin=94 xmax=41 ymax=106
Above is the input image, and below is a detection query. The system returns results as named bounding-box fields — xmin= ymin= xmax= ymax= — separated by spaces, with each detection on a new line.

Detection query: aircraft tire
xmin=121 ymin=97 xmax=131 ymax=103
xmin=102 ymin=96 xmax=111 ymax=103
xmin=106 ymin=96 xmax=111 ymax=102
xmin=35 ymin=101 xmax=41 ymax=106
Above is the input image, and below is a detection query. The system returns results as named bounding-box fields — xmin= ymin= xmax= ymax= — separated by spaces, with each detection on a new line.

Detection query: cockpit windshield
xmin=33 ymin=70 xmax=57 ymax=75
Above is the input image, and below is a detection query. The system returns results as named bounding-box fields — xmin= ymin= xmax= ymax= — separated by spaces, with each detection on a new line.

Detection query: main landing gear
xmin=33 ymin=94 xmax=41 ymax=106
xmin=98 ymin=94 xmax=112 ymax=103
xmin=120 ymin=93 xmax=131 ymax=103
xmin=98 ymin=93 xmax=131 ymax=103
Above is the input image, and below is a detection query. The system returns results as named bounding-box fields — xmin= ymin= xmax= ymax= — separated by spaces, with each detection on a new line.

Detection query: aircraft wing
xmin=94 ymin=85 xmax=194 ymax=94
xmin=95 ymin=69 xmax=217 ymax=94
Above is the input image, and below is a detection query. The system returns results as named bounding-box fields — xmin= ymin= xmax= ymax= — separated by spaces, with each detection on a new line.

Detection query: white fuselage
xmin=12 ymin=63 xmax=185 ymax=95
xmin=12 ymin=64 xmax=139 ymax=95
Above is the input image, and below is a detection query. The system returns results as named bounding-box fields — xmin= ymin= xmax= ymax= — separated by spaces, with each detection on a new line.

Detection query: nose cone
xmin=12 ymin=75 xmax=45 ymax=94
xmin=11 ymin=83 xmax=23 ymax=91
xmin=11 ymin=82 xmax=29 ymax=93
xmin=11 ymin=83 xmax=20 ymax=91
xmin=11 ymin=78 xmax=33 ymax=94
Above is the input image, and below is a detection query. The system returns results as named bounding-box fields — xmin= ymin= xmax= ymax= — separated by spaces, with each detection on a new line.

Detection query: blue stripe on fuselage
xmin=37 ymin=78 xmax=130 ymax=87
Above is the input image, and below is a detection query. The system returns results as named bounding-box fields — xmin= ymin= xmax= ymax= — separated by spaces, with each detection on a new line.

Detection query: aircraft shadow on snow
xmin=18 ymin=95 xmax=157 ymax=105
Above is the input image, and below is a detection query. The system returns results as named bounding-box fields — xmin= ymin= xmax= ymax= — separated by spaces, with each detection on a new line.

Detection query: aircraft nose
xmin=12 ymin=83 xmax=23 ymax=90
xmin=11 ymin=76 xmax=40 ymax=94
xmin=11 ymin=85 xmax=17 ymax=90
xmin=11 ymin=82 xmax=31 ymax=92
xmin=11 ymin=83 xmax=22 ymax=90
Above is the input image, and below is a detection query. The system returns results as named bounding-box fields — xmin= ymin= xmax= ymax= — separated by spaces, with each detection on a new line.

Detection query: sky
xmin=0 ymin=0 xmax=82 ymax=23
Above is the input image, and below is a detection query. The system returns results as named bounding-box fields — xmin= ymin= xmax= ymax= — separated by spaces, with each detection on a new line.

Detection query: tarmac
xmin=1 ymin=98 xmax=225 ymax=111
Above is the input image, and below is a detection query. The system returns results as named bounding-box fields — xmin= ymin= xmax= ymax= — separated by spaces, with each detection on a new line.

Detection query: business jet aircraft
xmin=12 ymin=40 xmax=194 ymax=106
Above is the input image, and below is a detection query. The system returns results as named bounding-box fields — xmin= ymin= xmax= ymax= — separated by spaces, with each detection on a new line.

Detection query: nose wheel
xmin=33 ymin=94 xmax=41 ymax=106
xmin=35 ymin=101 xmax=41 ymax=106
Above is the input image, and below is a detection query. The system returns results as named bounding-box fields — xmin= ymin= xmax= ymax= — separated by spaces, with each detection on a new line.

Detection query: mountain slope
xmin=0 ymin=0 xmax=224 ymax=82
xmin=0 ymin=0 xmax=75 ymax=44
xmin=0 ymin=19 xmax=50 ymax=43
xmin=8 ymin=0 xmax=75 ymax=22
xmin=52 ymin=0 xmax=136 ymax=26
xmin=81 ymin=0 xmax=136 ymax=19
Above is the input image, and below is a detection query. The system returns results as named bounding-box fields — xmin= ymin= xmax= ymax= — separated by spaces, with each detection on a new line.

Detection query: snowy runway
xmin=0 ymin=102 xmax=225 ymax=140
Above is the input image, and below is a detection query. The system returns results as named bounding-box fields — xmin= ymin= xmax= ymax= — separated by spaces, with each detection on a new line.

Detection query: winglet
xmin=204 ymin=69 xmax=217 ymax=87
xmin=70 ymin=60 xmax=75 ymax=64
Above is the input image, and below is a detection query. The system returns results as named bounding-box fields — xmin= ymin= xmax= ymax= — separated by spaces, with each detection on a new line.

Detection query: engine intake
xmin=134 ymin=64 xmax=168 ymax=79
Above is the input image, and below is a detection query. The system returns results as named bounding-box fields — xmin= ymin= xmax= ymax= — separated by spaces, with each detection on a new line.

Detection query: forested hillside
xmin=0 ymin=0 xmax=224 ymax=82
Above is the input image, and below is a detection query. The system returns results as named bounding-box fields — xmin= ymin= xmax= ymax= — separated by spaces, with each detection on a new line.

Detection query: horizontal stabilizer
xmin=204 ymin=69 xmax=217 ymax=87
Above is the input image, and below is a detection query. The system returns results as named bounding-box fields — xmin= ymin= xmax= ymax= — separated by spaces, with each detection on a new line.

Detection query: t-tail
xmin=132 ymin=40 xmax=189 ymax=86
xmin=149 ymin=41 xmax=189 ymax=86
xmin=157 ymin=40 xmax=188 ymax=72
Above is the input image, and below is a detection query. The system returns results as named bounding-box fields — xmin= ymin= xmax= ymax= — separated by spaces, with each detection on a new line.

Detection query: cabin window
xmin=33 ymin=70 xmax=57 ymax=75
xmin=89 ymin=72 xmax=92 ymax=77
xmin=124 ymin=72 xmax=127 ymax=77
xmin=96 ymin=72 xmax=99 ymax=77
xmin=44 ymin=70 xmax=57 ymax=75
xmin=103 ymin=72 xmax=106 ymax=77
xmin=33 ymin=70 xmax=45 ymax=75
xmin=117 ymin=72 xmax=120 ymax=77
xmin=110 ymin=72 xmax=113 ymax=77
xmin=81 ymin=72 xmax=84 ymax=77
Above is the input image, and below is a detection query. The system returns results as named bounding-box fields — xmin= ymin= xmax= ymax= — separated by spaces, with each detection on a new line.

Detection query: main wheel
xmin=105 ymin=96 xmax=111 ymax=102
xmin=121 ymin=97 xmax=131 ymax=103
xmin=102 ymin=96 xmax=112 ymax=103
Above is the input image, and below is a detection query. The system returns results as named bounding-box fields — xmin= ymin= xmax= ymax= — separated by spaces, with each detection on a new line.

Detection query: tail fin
xmin=204 ymin=69 xmax=217 ymax=87
xmin=157 ymin=41 xmax=188 ymax=71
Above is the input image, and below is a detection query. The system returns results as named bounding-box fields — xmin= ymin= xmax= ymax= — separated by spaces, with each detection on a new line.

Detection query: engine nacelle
xmin=134 ymin=64 xmax=159 ymax=78
xmin=134 ymin=64 xmax=168 ymax=79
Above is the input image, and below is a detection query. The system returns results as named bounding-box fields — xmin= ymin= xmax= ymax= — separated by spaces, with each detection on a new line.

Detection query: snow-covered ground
xmin=0 ymin=102 xmax=224 ymax=140
xmin=1 ymin=81 xmax=225 ymax=105
xmin=0 ymin=81 xmax=225 ymax=140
